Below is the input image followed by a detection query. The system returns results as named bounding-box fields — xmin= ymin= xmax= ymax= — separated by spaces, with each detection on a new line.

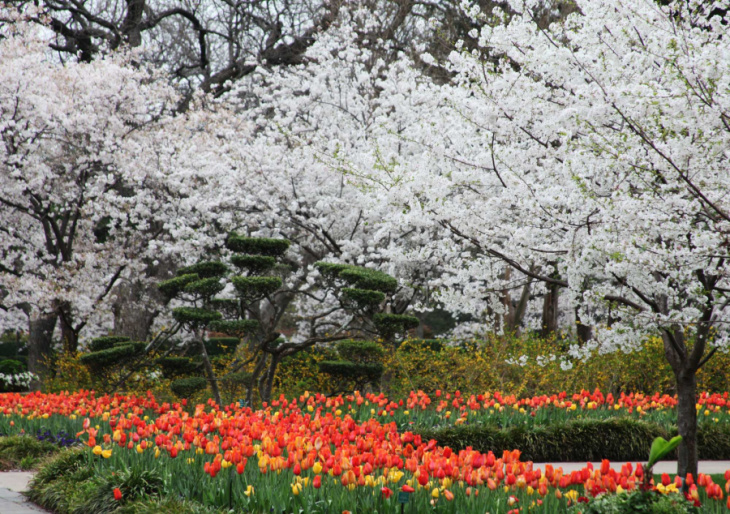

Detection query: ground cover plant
xmin=1 ymin=390 xmax=730 ymax=513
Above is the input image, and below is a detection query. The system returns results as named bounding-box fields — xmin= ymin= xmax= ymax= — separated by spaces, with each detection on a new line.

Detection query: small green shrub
xmin=336 ymin=340 xmax=385 ymax=363
xmin=171 ymin=377 xmax=208 ymax=398
xmin=0 ymin=436 xmax=58 ymax=470
xmin=318 ymin=361 xmax=384 ymax=383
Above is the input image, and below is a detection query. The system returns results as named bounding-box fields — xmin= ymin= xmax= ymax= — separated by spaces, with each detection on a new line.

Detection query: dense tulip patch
xmin=1 ymin=390 xmax=730 ymax=512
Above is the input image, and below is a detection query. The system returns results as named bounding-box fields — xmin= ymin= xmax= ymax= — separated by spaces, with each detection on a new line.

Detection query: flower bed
xmin=1 ymin=390 xmax=729 ymax=513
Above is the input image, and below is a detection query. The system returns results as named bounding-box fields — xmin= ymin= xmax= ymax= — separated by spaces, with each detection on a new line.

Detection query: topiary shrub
xmin=231 ymin=276 xmax=282 ymax=301
xmin=158 ymin=273 xmax=200 ymax=297
xmin=230 ymin=254 xmax=276 ymax=274
xmin=226 ymin=234 xmax=291 ymax=256
xmin=205 ymin=337 xmax=238 ymax=356
xmin=373 ymin=313 xmax=419 ymax=339
xmin=209 ymin=319 xmax=259 ymax=337
xmin=183 ymin=278 xmax=225 ymax=298
xmin=341 ymin=288 xmax=386 ymax=310
xmin=336 ymin=340 xmax=385 ymax=364
xmin=87 ymin=336 xmax=130 ymax=352
xmin=171 ymin=307 xmax=222 ymax=326
xmin=318 ymin=361 xmax=384 ymax=384
xmin=79 ymin=343 xmax=145 ymax=370
xmin=156 ymin=357 xmax=200 ymax=379
xmin=177 ymin=261 xmax=228 ymax=278
xmin=338 ymin=267 xmax=398 ymax=293
xmin=170 ymin=377 xmax=207 ymax=398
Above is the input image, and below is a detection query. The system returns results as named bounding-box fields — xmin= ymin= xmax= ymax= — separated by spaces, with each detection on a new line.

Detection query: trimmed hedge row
xmin=414 ymin=418 xmax=730 ymax=461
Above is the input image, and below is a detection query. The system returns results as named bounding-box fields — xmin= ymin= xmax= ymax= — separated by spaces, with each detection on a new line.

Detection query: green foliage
xmin=205 ymin=337 xmax=238 ymax=356
xmin=415 ymin=419 xmax=730 ymax=462
xmin=177 ymin=261 xmax=228 ymax=278
xmin=79 ymin=343 xmax=145 ymax=370
xmin=230 ymin=254 xmax=276 ymax=274
xmin=221 ymin=372 xmax=252 ymax=385
xmin=183 ymin=278 xmax=225 ymax=298
xmin=88 ymin=336 xmax=130 ymax=352
xmin=318 ymin=361 xmax=384 ymax=382
xmin=571 ymin=490 xmax=699 ymax=513
xmin=158 ymin=274 xmax=199 ymax=297
xmin=315 ymin=261 xmax=353 ymax=278
xmin=0 ymin=436 xmax=59 ymax=471
xmin=172 ymin=307 xmax=222 ymax=326
xmin=0 ymin=358 xmax=24 ymax=375
xmin=231 ymin=276 xmax=282 ymax=301
xmin=208 ymin=298 xmax=239 ymax=317
xmin=338 ymin=267 xmax=398 ymax=293
xmin=27 ymin=449 xmax=94 ymax=514
xmin=117 ymin=497 xmax=224 ymax=514
xmin=336 ymin=340 xmax=385 ymax=363
xmin=156 ymin=357 xmax=200 ymax=379
xmin=341 ymin=288 xmax=386 ymax=310
xmin=373 ymin=313 xmax=419 ymax=339
xmin=648 ymin=435 xmax=682 ymax=470
xmin=171 ymin=377 xmax=207 ymax=398
xmin=226 ymin=234 xmax=291 ymax=256
xmin=209 ymin=319 xmax=259 ymax=337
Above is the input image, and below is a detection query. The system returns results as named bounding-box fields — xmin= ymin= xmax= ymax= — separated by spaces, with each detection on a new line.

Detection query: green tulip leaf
xmin=647 ymin=435 xmax=682 ymax=470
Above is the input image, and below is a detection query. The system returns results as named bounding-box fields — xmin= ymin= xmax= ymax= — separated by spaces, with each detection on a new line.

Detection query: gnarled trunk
xmin=28 ymin=314 xmax=57 ymax=390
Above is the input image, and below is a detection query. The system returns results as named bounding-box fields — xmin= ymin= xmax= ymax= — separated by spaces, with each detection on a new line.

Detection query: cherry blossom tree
xmin=0 ymin=10 xmax=223 ymax=380
xmin=346 ymin=0 xmax=730 ymax=477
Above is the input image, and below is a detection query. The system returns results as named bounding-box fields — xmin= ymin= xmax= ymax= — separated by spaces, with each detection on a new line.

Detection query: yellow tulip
xmin=292 ymin=483 xmax=302 ymax=496
xmin=136 ymin=444 xmax=144 ymax=454
xmin=92 ymin=445 xmax=103 ymax=456
xmin=101 ymin=449 xmax=112 ymax=459
xmin=431 ymin=488 xmax=439 ymax=498
xmin=244 ymin=485 xmax=254 ymax=497
xmin=312 ymin=462 xmax=323 ymax=474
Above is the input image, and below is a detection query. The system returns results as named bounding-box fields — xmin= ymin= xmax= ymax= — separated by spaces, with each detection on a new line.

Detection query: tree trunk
xmin=28 ymin=314 xmax=57 ymax=390
xmin=675 ymin=369 xmax=698 ymax=478
xmin=540 ymin=283 xmax=559 ymax=338
xmin=575 ymin=306 xmax=592 ymax=343
xmin=199 ymin=338 xmax=222 ymax=406
xmin=509 ymin=278 xmax=532 ymax=334
xmin=112 ymin=279 xmax=159 ymax=341
xmin=56 ymin=301 xmax=78 ymax=354
xmin=260 ymin=353 xmax=281 ymax=405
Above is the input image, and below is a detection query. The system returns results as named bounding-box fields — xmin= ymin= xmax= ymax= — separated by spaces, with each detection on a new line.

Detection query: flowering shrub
xmin=0 ymin=371 xmax=36 ymax=392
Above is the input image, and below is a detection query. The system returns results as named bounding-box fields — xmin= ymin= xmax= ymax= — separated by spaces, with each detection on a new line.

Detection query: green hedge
xmin=318 ymin=361 xmax=384 ymax=382
xmin=413 ymin=418 xmax=730 ymax=461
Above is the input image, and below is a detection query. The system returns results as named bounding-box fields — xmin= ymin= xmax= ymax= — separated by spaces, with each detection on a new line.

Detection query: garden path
xmin=0 ymin=472 xmax=49 ymax=513
xmin=535 ymin=461 xmax=730 ymax=474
